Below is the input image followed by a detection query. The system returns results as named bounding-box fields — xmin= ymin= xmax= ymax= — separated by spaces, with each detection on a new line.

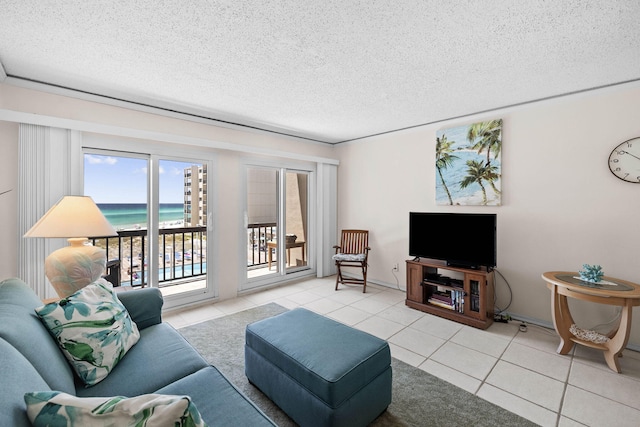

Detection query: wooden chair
xmin=333 ymin=229 xmax=370 ymax=293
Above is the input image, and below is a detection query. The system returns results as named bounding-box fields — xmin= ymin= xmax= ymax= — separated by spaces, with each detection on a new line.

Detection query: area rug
xmin=178 ymin=303 xmax=537 ymax=427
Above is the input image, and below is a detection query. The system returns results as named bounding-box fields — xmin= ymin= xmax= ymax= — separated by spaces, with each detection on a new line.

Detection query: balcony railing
xmin=91 ymin=222 xmax=278 ymax=287
xmin=247 ymin=222 xmax=276 ymax=268
xmin=91 ymin=226 xmax=207 ymax=288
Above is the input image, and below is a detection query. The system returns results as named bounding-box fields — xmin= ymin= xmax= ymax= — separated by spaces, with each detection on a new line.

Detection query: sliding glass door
xmin=83 ymin=150 xmax=211 ymax=304
xmin=245 ymin=166 xmax=312 ymax=288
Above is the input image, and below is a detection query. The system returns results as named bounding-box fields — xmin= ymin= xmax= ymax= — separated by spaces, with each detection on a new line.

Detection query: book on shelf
xmin=428 ymin=289 xmax=464 ymax=313
xmin=428 ymin=298 xmax=455 ymax=310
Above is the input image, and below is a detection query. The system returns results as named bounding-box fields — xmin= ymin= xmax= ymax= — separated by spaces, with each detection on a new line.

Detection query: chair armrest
xmin=117 ymin=287 xmax=164 ymax=330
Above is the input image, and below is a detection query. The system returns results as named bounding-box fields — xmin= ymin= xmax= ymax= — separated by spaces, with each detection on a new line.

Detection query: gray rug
xmin=178 ymin=303 xmax=537 ymax=427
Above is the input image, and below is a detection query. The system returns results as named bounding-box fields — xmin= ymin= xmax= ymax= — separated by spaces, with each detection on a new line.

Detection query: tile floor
xmin=164 ymin=277 xmax=640 ymax=427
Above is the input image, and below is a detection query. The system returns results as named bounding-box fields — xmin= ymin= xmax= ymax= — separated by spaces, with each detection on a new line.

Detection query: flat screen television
xmin=409 ymin=212 xmax=497 ymax=269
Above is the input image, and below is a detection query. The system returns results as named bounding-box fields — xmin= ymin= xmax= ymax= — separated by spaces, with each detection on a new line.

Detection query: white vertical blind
xmin=18 ymin=124 xmax=74 ymax=298
xmin=317 ymin=163 xmax=337 ymax=277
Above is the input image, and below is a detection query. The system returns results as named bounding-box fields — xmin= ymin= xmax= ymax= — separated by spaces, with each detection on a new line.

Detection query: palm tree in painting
xmin=459 ymin=159 xmax=500 ymax=205
xmin=435 ymin=135 xmax=459 ymax=205
xmin=467 ymin=119 xmax=502 ymax=166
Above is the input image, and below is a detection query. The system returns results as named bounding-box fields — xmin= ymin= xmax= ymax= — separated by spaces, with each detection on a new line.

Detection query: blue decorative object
xmin=579 ymin=264 xmax=604 ymax=283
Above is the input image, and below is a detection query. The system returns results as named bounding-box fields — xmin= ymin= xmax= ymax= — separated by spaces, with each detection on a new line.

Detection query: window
xmin=83 ymin=148 xmax=213 ymax=308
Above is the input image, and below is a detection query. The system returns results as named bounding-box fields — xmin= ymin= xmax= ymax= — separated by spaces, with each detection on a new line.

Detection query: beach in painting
xmin=436 ymin=120 xmax=502 ymax=206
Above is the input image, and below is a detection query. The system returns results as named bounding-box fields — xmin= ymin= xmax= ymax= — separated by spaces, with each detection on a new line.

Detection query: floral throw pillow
xmin=35 ymin=279 xmax=140 ymax=386
xmin=24 ymin=391 xmax=208 ymax=427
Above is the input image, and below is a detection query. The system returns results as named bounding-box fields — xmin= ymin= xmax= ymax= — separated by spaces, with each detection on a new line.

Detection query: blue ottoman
xmin=245 ymin=308 xmax=392 ymax=427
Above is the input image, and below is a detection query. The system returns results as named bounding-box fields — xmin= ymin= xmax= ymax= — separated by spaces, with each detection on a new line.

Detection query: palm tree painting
xmin=435 ymin=119 xmax=502 ymax=206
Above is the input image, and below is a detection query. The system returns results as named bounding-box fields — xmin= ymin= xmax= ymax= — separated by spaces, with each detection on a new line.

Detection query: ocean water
xmin=98 ymin=203 xmax=184 ymax=230
xmin=435 ymin=151 xmax=502 ymax=204
xmin=436 ymin=122 xmax=502 ymax=205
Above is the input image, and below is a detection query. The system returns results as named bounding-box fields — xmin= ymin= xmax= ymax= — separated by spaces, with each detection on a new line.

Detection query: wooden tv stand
xmin=406 ymin=259 xmax=495 ymax=329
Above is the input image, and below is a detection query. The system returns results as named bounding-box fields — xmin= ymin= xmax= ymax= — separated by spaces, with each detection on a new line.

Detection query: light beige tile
xmin=353 ymin=316 xmax=404 ymax=340
xmin=366 ymin=289 xmax=406 ymax=305
xmin=484 ymin=319 xmax=520 ymax=340
xmin=285 ymin=290 xmax=322 ymax=305
xmin=430 ymin=341 xmax=498 ymax=380
xmin=164 ymin=312 xmax=190 ymax=329
xmin=418 ymin=359 xmax=481 ymax=394
xmin=309 ymin=284 xmax=341 ymax=297
xmin=376 ymin=304 xmax=424 ymax=326
xmin=485 ymin=360 xmax=564 ymax=412
xmin=272 ymin=296 xmax=301 ymax=309
xmin=389 ymin=343 xmax=425 ymax=367
xmin=409 ymin=313 xmax=463 ymax=340
xmin=573 ymin=346 xmax=640 ymax=380
xmin=242 ymin=286 xmax=291 ymax=304
xmin=213 ymin=297 xmax=256 ymax=315
xmin=477 ymin=383 xmax=558 ymax=427
xmin=326 ymin=288 xmax=369 ymax=305
xmin=302 ymin=297 xmax=345 ymax=314
xmin=558 ymin=416 xmax=587 ymax=427
xmin=502 ymin=342 xmax=571 ymax=382
xmin=562 ymin=385 xmax=640 ymax=427
xmin=172 ymin=303 xmax=226 ymax=326
xmin=512 ymin=325 xmax=564 ymax=355
xmin=388 ymin=327 xmax=445 ymax=357
xmin=350 ymin=297 xmax=392 ymax=314
xmin=327 ymin=305 xmax=371 ymax=326
xmin=569 ymin=361 xmax=640 ymax=410
xmin=450 ymin=326 xmax=511 ymax=358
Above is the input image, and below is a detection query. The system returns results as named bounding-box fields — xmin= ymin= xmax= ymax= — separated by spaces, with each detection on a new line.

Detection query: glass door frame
xmin=242 ymin=160 xmax=316 ymax=291
xmin=81 ymin=142 xmax=217 ymax=310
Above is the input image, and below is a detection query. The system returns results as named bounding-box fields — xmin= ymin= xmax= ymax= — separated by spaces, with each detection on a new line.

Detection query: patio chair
xmin=333 ymin=229 xmax=370 ymax=293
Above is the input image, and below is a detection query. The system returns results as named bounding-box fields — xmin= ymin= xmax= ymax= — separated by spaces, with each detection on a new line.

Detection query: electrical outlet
xmin=392 ymin=263 xmax=399 ymax=272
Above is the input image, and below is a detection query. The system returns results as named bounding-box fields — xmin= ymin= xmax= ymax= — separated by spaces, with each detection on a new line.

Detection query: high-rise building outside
xmin=184 ymin=164 xmax=207 ymax=226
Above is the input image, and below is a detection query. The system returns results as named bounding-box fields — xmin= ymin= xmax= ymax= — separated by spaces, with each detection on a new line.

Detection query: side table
xmin=542 ymin=271 xmax=640 ymax=373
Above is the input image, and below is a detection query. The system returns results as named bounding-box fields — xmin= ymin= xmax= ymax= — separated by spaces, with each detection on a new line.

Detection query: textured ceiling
xmin=0 ymin=1 xmax=639 ymax=144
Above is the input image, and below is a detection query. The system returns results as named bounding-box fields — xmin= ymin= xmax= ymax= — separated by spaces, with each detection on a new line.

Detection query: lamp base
xmin=44 ymin=238 xmax=107 ymax=298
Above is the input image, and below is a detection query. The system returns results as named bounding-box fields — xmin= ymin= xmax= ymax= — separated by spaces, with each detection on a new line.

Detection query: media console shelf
xmin=406 ymin=259 xmax=495 ymax=329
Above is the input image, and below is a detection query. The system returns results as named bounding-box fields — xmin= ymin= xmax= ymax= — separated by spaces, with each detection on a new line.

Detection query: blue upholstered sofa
xmin=0 ymin=278 xmax=276 ymax=426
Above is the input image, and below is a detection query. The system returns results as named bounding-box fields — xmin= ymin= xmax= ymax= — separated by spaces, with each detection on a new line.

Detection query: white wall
xmin=335 ymin=83 xmax=640 ymax=347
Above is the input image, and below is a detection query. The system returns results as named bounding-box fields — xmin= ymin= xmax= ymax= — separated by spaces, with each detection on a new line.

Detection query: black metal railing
xmin=247 ymin=222 xmax=276 ymax=267
xmin=92 ymin=222 xmax=277 ymax=287
xmin=91 ymin=226 xmax=207 ymax=288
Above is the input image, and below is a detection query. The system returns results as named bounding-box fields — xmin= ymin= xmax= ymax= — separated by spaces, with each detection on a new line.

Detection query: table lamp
xmin=24 ymin=195 xmax=117 ymax=298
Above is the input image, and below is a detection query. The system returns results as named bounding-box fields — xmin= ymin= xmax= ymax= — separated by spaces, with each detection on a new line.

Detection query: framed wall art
xmin=435 ymin=119 xmax=502 ymax=206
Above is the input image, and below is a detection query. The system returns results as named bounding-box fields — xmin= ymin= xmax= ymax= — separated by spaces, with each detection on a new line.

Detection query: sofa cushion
xmin=35 ymin=280 xmax=140 ymax=386
xmin=76 ymin=322 xmax=209 ymax=397
xmin=155 ymin=366 xmax=277 ymax=427
xmin=0 ymin=278 xmax=76 ymax=394
xmin=0 ymin=338 xmax=52 ymax=427
xmin=116 ymin=287 xmax=164 ymax=330
xmin=25 ymin=391 xmax=207 ymax=427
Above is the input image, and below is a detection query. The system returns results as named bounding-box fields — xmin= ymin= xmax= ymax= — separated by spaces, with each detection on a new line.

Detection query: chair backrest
xmin=339 ymin=229 xmax=369 ymax=255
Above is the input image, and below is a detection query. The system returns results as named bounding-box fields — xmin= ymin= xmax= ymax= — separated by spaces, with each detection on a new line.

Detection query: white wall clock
xmin=608 ymin=136 xmax=640 ymax=183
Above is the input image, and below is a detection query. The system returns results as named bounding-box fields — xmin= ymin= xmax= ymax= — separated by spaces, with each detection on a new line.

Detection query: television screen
xmin=409 ymin=212 xmax=497 ymax=268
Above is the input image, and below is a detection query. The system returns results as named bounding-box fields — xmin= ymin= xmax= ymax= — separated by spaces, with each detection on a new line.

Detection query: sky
xmin=84 ymin=154 xmax=198 ymax=204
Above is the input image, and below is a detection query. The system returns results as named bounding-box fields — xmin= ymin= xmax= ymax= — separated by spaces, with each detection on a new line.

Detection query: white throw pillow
xmin=35 ymin=279 xmax=140 ymax=386
xmin=24 ymin=391 xmax=207 ymax=427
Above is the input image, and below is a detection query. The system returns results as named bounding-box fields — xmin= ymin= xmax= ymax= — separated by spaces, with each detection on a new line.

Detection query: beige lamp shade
xmin=24 ymin=196 xmax=118 ymax=298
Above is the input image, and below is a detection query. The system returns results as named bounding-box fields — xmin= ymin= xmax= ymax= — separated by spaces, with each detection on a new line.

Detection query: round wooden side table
xmin=542 ymin=271 xmax=640 ymax=373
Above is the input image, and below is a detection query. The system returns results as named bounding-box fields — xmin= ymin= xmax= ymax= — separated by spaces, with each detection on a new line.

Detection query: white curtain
xmin=17 ymin=124 xmax=80 ymax=298
xmin=317 ymin=163 xmax=337 ymax=277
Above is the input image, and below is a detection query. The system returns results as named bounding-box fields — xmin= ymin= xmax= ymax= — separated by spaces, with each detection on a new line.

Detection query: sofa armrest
xmin=117 ymin=287 xmax=164 ymax=330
